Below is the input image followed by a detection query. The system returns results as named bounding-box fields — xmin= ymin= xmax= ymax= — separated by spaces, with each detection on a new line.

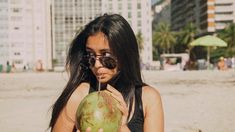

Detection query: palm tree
xmin=217 ymin=23 xmax=235 ymax=57
xmin=218 ymin=23 xmax=235 ymax=48
xmin=177 ymin=22 xmax=198 ymax=51
xmin=152 ymin=22 xmax=176 ymax=53
xmin=181 ymin=22 xmax=197 ymax=45
xmin=136 ymin=31 xmax=144 ymax=53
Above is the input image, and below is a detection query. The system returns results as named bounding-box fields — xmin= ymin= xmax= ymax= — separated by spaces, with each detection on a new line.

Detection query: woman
xmin=49 ymin=14 xmax=164 ymax=132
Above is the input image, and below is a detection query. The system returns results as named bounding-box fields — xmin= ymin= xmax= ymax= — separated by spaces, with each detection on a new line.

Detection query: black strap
xmin=135 ymin=86 xmax=144 ymax=119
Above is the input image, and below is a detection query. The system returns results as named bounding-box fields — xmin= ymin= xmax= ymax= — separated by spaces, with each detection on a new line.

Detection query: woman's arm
xmin=52 ymin=83 xmax=90 ymax=132
xmin=142 ymin=86 xmax=164 ymax=132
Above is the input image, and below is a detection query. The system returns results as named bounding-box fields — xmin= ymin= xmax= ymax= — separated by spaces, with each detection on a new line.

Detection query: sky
xmin=151 ymin=0 xmax=160 ymax=5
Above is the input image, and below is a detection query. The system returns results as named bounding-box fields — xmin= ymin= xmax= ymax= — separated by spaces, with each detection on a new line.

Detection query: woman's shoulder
xmin=142 ymin=85 xmax=161 ymax=101
xmin=65 ymin=82 xmax=90 ymax=120
xmin=142 ymin=85 xmax=162 ymax=114
xmin=67 ymin=82 xmax=90 ymax=106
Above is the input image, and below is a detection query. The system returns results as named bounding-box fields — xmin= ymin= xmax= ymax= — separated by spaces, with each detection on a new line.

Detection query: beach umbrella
xmin=190 ymin=35 xmax=227 ymax=68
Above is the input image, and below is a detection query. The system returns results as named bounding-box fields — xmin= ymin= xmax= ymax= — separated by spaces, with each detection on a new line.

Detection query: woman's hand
xmin=104 ymin=85 xmax=130 ymax=132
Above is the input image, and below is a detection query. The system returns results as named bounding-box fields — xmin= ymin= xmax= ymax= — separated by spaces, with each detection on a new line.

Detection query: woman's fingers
xmin=104 ymin=85 xmax=129 ymax=126
xmin=86 ymin=127 xmax=91 ymax=132
xmin=104 ymin=85 xmax=128 ymax=116
xmin=104 ymin=85 xmax=126 ymax=106
xmin=85 ymin=127 xmax=103 ymax=132
xmin=106 ymin=84 xmax=123 ymax=97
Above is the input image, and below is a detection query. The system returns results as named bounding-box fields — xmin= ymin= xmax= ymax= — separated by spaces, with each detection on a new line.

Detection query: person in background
xmin=49 ymin=14 xmax=164 ymax=132
xmin=217 ymin=57 xmax=227 ymax=70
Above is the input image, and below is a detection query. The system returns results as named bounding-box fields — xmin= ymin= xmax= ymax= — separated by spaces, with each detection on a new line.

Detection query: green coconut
xmin=76 ymin=91 xmax=122 ymax=132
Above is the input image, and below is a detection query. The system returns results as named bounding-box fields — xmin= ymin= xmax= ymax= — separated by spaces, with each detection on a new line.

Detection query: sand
xmin=0 ymin=70 xmax=235 ymax=132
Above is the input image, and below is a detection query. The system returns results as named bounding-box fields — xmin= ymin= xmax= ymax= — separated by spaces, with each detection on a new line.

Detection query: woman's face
xmin=86 ymin=32 xmax=118 ymax=83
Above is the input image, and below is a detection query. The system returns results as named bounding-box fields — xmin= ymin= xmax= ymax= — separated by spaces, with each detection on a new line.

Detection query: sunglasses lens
xmin=100 ymin=56 xmax=117 ymax=69
xmin=88 ymin=56 xmax=96 ymax=67
xmin=87 ymin=55 xmax=117 ymax=69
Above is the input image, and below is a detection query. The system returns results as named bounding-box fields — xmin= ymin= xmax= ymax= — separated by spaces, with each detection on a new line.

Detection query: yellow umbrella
xmin=190 ymin=35 xmax=227 ymax=68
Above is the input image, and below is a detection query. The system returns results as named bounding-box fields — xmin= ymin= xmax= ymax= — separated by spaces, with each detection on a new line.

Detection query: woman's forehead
xmin=86 ymin=32 xmax=110 ymax=52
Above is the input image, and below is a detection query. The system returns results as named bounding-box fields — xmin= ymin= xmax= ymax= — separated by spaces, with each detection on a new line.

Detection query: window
xmin=14 ymin=52 xmax=20 ymax=55
xmin=128 ymin=12 xmax=131 ymax=18
xmin=118 ymin=3 xmax=122 ymax=10
xmin=128 ymin=3 xmax=131 ymax=10
xmin=14 ymin=27 xmax=19 ymax=30
xmin=138 ymin=20 xmax=141 ymax=27
xmin=12 ymin=8 xmax=20 ymax=12
xmin=137 ymin=11 xmax=141 ymax=18
xmin=137 ymin=3 xmax=141 ymax=9
xmin=14 ymin=59 xmax=23 ymax=64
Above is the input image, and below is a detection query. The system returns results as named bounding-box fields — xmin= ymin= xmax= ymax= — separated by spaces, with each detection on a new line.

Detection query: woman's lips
xmin=96 ymin=73 xmax=106 ymax=80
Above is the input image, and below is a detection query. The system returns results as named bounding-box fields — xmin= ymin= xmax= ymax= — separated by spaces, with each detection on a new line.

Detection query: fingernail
xmin=86 ymin=127 xmax=91 ymax=132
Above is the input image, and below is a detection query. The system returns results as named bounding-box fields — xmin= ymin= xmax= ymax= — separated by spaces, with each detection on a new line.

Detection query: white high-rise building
xmin=52 ymin=0 xmax=103 ymax=67
xmin=0 ymin=0 xmax=9 ymax=66
xmin=103 ymin=0 xmax=153 ymax=65
xmin=0 ymin=0 xmax=52 ymax=70
xmin=52 ymin=0 xmax=152 ymax=68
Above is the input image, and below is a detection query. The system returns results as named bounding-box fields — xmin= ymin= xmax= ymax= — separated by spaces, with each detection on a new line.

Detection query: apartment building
xmin=171 ymin=0 xmax=200 ymax=31
xmin=52 ymin=0 xmax=103 ymax=67
xmin=52 ymin=0 xmax=152 ymax=68
xmin=0 ymin=0 xmax=52 ymax=70
xmin=200 ymin=0 xmax=235 ymax=34
xmin=151 ymin=0 xmax=171 ymax=26
xmin=0 ymin=0 xmax=9 ymax=66
xmin=171 ymin=0 xmax=235 ymax=35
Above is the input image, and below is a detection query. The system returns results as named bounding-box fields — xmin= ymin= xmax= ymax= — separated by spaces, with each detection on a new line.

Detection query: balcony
xmin=215 ymin=14 xmax=234 ymax=21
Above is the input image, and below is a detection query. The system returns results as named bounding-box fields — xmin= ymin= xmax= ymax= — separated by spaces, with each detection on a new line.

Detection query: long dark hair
xmin=49 ymin=14 xmax=143 ymax=130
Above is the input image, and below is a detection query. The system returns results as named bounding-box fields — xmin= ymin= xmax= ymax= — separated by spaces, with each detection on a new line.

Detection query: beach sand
xmin=0 ymin=70 xmax=235 ymax=132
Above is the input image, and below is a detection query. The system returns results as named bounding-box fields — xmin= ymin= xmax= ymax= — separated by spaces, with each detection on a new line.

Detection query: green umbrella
xmin=190 ymin=35 xmax=227 ymax=69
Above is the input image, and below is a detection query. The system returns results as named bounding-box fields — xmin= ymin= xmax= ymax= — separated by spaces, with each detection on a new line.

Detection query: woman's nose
xmin=94 ymin=57 xmax=103 ymax=68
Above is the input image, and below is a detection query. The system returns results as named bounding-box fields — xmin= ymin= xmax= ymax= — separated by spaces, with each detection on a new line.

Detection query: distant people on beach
xmin=36 ymin=60 xmax=44 ymax=72
xmin=6 ymin=61 xmax=11 ymax=73
xmin=232 ymin=57 xmax=235 ymax=69
xmin=217 ymin=57 xmax=227 ymax=70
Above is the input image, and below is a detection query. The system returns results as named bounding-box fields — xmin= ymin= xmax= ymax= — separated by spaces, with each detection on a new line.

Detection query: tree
xmin=176 ymin=22 xmax=198 ymax=52
xmin=218 ymin=23 xmax=235 ymax=48
xmin=217 ymin=23 xmax=235 ymax=57
xmin=136 ymin=31 xmax=144 ymax=53
xmin=152 ymin=22 xmax=176 ymax=53
xmin=181 ymin=22 xmax=198 ymax=45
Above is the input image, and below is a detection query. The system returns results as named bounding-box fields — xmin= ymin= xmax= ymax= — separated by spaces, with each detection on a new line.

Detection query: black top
xmin=127 ymin=86 xmax=144 ymax=132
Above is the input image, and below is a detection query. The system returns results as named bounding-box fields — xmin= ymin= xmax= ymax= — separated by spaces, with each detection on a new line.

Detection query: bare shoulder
xmin=52 ymin=82 xmax=91 ymax=131
xmin=142 ymin=85 xmax=164 ymax=132
xmin=142 ymin=85 xmax=163 ymax=116
xmin=69 ymin=82 xmax=90 ymax=103
xmin=65 ymin=82 xmax=90 ymax=120
xmin=142 ymin=85 xmax=162 ymax=103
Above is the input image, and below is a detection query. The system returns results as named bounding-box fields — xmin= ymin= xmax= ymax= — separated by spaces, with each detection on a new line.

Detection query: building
xmin=151 ymin=0 xmax=171 ymax=27
xmin=51 ymin=0 xmax=152 ymax=69
xmin=171 ymin=0 xmax=235 ymax=36
xmin=0 ymin=0 xmax=52 ymax=71
xmin=171 ymin=0 xmax=200 ymax=31
xmin=104 ymin=0 xmax=153 ymax=65
xmin=51 ymin=0 xmax=103 ymax=68
xmin=0 ymin=0 xmax=9 ymax=66
xmin=199 ymin=0 xmax=235 ymax=34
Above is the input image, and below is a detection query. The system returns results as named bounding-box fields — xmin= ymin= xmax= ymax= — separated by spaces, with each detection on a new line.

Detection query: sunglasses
xmin=84 ymin=54 xmax=117 ymax=69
